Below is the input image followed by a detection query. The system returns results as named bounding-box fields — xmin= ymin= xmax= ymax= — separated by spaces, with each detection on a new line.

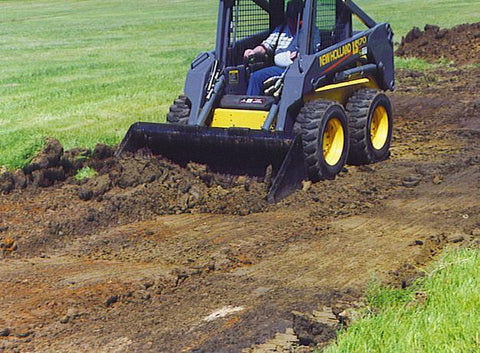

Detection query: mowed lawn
xmin=0 ymin=0 xmax=479 ymax=168
xmin=0 ymin=0 xmax=216 ymax=168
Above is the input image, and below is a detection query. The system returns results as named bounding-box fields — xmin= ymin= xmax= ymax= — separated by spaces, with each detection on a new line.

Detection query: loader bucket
xmin=116 ymin=122 xmax=307 ymax=203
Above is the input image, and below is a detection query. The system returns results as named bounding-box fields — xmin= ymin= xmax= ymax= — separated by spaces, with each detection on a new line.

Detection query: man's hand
xmin=244 ymin=46 xmax=267 ymax=62
xmin=243 ymin=49 xmax=255 ymax=61
xmin=290 ymin=51 xmax=298 ymax=60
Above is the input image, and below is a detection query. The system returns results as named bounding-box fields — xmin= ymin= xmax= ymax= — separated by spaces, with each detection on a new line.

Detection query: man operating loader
xmin=243 ymin=0 xmax=304 ymax=96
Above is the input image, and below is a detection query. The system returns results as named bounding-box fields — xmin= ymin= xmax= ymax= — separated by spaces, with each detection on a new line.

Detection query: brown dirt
xmin=396 ymin=22 xmax=480 ymax=65
xmin=1 ymin=46 xmax=480 ymax=352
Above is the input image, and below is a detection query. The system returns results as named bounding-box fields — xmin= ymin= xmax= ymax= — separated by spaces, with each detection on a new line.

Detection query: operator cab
xmin=223 ymin=0 xmax=353 ymax=96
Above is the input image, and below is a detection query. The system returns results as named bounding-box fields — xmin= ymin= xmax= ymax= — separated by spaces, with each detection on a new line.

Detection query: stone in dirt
xmin=0 ymin=328 xmax=10 ymax=337
xmin=61 ymin=307 xmax=85 ymax=322
xmin=432 ymin=175 xmax=443 ymax=185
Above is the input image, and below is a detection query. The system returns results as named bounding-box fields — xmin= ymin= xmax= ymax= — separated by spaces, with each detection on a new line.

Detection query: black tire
xmin=345 ymin=89 xmax=393 ymax=165
xmin=166 ymin=95 xmax=190 ymax=125
xmin=296 ymin=100 xmax=350 ymax=182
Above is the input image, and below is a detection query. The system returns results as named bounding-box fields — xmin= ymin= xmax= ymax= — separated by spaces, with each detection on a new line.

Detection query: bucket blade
xmin=266 ymin=135 xmax=307 ymax=203
xmin=116 ymin=122 xmax=307 ymax=201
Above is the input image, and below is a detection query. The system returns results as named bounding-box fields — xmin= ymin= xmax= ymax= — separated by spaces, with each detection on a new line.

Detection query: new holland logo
xmin=319 ymin=36 xmax=368 ymax=67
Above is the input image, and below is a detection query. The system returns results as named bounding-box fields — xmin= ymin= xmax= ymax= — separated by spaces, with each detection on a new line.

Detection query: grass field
xmin=0 ymin=0 xmax=479 ymax=168
xmin=0 ymin=0 xmax=216 ymax=168
xmin=324 ymin=248 xmax=480 ymax=353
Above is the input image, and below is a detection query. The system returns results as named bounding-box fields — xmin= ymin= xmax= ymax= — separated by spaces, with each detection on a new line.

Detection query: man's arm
xmin=243 ymin=27 xmax=280 ymax=60
xmin=243 ymin=45 xmax=268 ymax=60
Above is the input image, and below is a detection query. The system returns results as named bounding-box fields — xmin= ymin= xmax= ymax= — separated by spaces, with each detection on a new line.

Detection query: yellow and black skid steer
xmin=117 ymin=0 xmax=395 ymax=202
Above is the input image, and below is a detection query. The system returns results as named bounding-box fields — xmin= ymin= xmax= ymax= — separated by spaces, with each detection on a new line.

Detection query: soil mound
xmin=77 ymin=151 xmax=269 ymax=217
xmin=396 ymin=23 xmax=480 ymax=65
xmin=0 ymin=139 xmax=268 ymax=215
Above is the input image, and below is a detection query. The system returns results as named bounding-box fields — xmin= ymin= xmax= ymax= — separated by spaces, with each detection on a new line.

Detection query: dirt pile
xmin=0 ymin=140 xmax=274 ymax=255
xmin=0 ymin=139 xmax=269 ymax=216
xmin=396 ymin=23 xmax=480 ymax=65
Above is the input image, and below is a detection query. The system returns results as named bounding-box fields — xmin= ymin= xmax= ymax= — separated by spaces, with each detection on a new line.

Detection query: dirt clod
xmin=106 ymin=295 xmax=119 ymax=307
xmin=292 ymin=310 xmax=338 ymax=346
xmin=24 ymin=138 xmax=63 ymax=173
xmin=447 ymin=234 xmax=465 ymax=243
xmin=59 ymin=316 xmax=70 ymax=324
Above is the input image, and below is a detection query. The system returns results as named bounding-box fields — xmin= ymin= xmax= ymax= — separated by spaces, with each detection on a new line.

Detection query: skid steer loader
xmin=117 ymin=0 xmax=394 ymax=202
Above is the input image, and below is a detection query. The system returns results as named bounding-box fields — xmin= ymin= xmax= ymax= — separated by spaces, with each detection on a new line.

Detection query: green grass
xmin=394 ymin=57 xmax=455 ymax=71
xmin=0 ymin=0 xmax=479 ymax=169
xmin=74 ymin=166 xmax=97 ymax=181
xmin=395 ymin=57 xmax=435 ymax=71
xmin=324 ymin=248 xmax=480 ymax=353
xmin=355 ymin=0 xmax=480 ymax=40
xmin=0 ymin=0 xmax=217 ymax=169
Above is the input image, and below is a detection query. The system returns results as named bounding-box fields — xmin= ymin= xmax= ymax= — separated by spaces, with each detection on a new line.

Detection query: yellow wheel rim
xmin=322 ymin=117 xmax=344 ymax=166
xmin=370 ymin=106 xmax=389 ymax=150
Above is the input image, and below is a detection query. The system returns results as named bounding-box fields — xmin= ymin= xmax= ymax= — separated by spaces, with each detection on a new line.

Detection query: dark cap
xmin=286 ymin=0 xmax=303 ymax=19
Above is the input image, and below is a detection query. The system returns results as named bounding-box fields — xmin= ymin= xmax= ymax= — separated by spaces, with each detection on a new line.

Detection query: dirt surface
xmin=1 ymin=35 xmax=480 ymax=352
xmin=396 ymin=22 xmax=480 ymax=65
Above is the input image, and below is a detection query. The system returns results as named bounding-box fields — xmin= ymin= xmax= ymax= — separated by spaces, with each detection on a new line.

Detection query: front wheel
xmin=346 ymin=89 xmax=393 ymax=165
xmin=296 ymin=100 xmax=350 ymax=181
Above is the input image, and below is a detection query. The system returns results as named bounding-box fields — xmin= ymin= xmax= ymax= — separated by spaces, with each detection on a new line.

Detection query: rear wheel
xmin=345 ymin=89 xmax=393 ymax=165
xmin=166 ymin=95 xmax=190 ymax=125
xmin=296 ymin=100 xmax=350 ymax=181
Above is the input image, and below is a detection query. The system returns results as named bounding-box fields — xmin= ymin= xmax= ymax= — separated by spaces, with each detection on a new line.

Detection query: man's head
xmin=286 ymin=0 xmax=303 ymax=20
xmin=286 ymin=0 xmax=303 ymax=33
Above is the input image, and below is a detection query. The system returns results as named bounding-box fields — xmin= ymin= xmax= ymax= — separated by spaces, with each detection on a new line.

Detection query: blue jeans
xmin=246 ymin=66 xmax=286 ymax=96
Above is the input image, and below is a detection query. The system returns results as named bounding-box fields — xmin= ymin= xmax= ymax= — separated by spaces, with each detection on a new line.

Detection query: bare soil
xmin=1 ymin=40 xmax=480 ymax=352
